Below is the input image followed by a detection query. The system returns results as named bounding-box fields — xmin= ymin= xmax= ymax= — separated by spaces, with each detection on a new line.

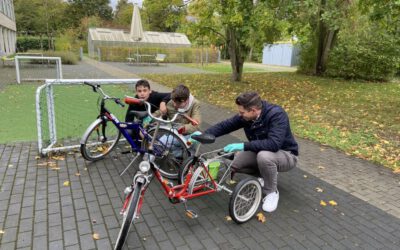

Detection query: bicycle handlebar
xmin=83 ymin=82 xmax=125 ymax=108
xmin=124 ymin=96 xmax=188 ymax=125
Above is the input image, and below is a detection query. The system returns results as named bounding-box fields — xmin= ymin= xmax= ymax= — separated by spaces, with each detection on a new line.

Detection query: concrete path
xmin=1 ymin=58 xmax=399 ymax=250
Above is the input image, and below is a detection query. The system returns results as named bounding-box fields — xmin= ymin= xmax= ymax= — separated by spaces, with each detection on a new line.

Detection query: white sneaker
xmin=257 ymin=178 xmax=264 ymax=187
xmin=262 ymin=191 xmax=279 ymax=212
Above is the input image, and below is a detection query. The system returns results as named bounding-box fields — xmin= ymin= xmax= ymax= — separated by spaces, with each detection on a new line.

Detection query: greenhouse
xmin=87 ymin=28 xmax=191 ymax=57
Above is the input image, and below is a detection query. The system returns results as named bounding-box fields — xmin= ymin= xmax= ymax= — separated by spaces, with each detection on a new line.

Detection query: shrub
xmin=17 ymin=36 xmax=50 ymax=52
xmin=43 ymin=51 xmax=79 ymax=65
xmin=297 ymin=39 xmax=318 ymax=75
xmin=326 ymin=31 xmax=400 ymax=81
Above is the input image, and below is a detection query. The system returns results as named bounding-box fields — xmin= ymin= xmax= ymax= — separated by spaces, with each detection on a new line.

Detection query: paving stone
xmin=2 ymin=61 xmax=400 ymax=250
xmin=49 ymin=240 xmax=64 ymax=250
xmin=17 ymin=231 xmax=32 ymax=248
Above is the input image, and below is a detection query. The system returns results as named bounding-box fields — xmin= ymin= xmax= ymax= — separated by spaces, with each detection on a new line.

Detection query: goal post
xmin=15 ymin=55 xmax=63 ymax=84
xmin=36 ymin=79 xmax=140 ymax=155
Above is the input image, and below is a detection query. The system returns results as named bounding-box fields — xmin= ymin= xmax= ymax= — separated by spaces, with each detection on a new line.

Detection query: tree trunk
xmin=315 ymin=0 xmax=326 ymax=75
xmin=227 ymin=27 xmax=244 ymax=82
xmin=321 ymin=29 xmax=338 ymax=70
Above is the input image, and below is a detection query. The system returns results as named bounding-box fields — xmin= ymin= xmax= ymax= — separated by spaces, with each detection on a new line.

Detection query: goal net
xmin=36 ymin=79 xmax=139 ymax=155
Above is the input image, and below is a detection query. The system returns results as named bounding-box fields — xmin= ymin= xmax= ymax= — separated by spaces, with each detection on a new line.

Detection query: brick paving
xmin=1 ymin=58 xmax=400 ymax=249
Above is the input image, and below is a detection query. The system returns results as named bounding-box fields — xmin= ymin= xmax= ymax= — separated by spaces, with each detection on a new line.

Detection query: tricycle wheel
xmin=229 ymin=178 xmax=262 ymax=224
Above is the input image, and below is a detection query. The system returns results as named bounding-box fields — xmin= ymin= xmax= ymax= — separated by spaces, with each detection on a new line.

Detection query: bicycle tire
xmin=143 ymin=127 xmax=190 ymax=179
xmin=80 ymin=118 xmax=121 ymax=161
xmin=229 ymin=178 xmax=262 ymax=224
xmin=114 ymin=182 xmax=143 ymax=250
xmin=178 ymin=156 xmax=206 ymax=184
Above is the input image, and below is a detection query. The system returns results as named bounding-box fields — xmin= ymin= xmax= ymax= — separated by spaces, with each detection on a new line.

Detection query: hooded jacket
xmin=205 ymin=101 xmax=298 ymax=155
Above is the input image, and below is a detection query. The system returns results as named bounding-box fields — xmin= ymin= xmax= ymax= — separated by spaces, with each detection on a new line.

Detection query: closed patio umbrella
xmin=130 ymin=4 xmax=144 ymax=60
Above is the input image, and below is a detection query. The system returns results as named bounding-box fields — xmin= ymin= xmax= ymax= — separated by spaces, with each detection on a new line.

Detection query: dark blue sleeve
xmin=204 ymin=115 xmax=244 ymax=137
xmin=244 ymin=110 xmax=288 ymax=152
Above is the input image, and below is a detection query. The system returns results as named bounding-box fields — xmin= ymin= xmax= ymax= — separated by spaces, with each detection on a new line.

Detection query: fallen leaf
xmin=256 ymin=212 xmax=266 ymax=223
xmin=320 ymin=148 xmax=325 ymax=152
xmin=320 ymin=200 xmax=327 ymax=206
xmin=303 ymin=175 xmax=308 ymax=178
xmin=75 ymin=172 xmax=81 ymax=176
xmin=63 ymin=181 xmax=70 ymax=187
xmin=317 ymin=166 xmax=325 ymax=170
xmin=393 ymin=168 xmax=400 ymax=174
xmin=37 ymin=162 xmax=48 ymax=167
xmin=143 ymin=237 xmax=147 ymax=241
xmin=0 ymin=229 xmax=4 ymax=234
xmin=227 ymin=180 xmax=236 ymax=185
xmin=92 ymin=219 xmax=97 ymax=224
xmin=92 ymin=233 xmax=100 ymax=240
xmin=84 ymin=168 xmax=88 ymax=171
xmin=224 ymin=216 xmax=232 ymax=221
xmin=52 ymin=156 xmax=65 ymax=161
xmin=315 ymin=187 xmax=324 ymax=193
xmin=35 ymin=156 xmax=41 ymax=160
xmin=8 ymin=164 xmax=13 ymax=168
xmin=51 ymin=167 xmax=61 ymax=171
xmin=48 ymin=162 xmax=57 ymax=167
xmin=328 ymin=200 xmax=338 ymax=206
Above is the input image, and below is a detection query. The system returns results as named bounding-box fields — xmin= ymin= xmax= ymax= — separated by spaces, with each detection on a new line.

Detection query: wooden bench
xmin=126 ymin=57 xmax=136 ymax=64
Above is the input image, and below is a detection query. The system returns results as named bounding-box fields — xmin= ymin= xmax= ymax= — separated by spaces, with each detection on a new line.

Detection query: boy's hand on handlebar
xmin=224 ymin=143 xmax=244 ymax=152
xmin=142 ymin=116 xmax=152 ymax=127
xmin=159 ymin=102 xmax=167 ymax=115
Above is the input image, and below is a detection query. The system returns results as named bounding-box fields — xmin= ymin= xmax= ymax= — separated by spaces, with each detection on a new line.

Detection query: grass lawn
xmin=0 ymin=83 xmax=130 ymax=143
xmin=180 ymin=62 xmax=270 ymax=73
xmin=142 ymin=72 xmax=400 ymax=170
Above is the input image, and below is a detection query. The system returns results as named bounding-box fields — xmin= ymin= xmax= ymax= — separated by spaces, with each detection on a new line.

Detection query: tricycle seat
xmin=192 ymin=133 xmax=215 ymax=144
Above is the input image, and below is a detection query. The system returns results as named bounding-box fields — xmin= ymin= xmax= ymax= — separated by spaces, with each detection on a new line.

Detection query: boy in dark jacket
xmin=205 ymin=91 xmax=298 ymax=213
xmin=125 ymin=79 xmax=170 ymax=122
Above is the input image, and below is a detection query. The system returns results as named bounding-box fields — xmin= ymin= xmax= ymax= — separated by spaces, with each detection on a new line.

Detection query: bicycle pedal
xmin=185 ymin=210 xmax=198 ymax=219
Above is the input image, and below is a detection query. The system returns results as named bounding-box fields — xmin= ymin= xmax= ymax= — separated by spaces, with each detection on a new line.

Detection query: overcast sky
xmin=109 ymin=0 xmax=143 ymax=10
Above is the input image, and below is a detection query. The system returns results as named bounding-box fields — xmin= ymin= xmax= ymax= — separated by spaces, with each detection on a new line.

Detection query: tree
xmin=14 ymin=0 xmax=66 ymax=49
xmin=114 ymin=0 xmax=133 ymax=27
xmin=185 ymin=0 xmax=285 ymax=82
xmin=142 ymin=0 xmax=186 ymax=32
xmin=65 ymin=0 xmax=113 ymax=28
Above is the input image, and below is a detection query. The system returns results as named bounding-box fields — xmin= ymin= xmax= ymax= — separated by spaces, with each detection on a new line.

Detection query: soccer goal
xmin=15 ymin=55 xmax=63 ymax=83
xmin=36 ymin=78 xmax=139 ymax=155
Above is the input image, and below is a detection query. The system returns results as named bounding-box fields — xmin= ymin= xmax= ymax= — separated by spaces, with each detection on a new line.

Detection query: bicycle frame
xmin=97 ymin=97 xmax=148 ymax=154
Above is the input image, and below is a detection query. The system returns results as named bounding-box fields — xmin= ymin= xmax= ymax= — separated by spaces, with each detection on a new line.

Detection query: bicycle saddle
xmin=129 ymin=111 xmax=148 ymax=119
xmin=191 ymin=133 xmax=215 ymax=144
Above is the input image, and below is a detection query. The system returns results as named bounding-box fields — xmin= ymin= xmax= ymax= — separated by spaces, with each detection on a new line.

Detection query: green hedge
xmin=97 ymin=47 xmax=219 ymax=63
xmin=326 ymin=32 xmax=400 ymax=81
xmin=43 ymin=51 xmax=78 ymax=65
xmin=17 ymin=37 xmax=50 ymax=52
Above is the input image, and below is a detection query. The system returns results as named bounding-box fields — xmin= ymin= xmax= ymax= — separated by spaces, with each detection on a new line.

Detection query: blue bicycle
xmin=80 ymin=82 xmax=191 ymax=179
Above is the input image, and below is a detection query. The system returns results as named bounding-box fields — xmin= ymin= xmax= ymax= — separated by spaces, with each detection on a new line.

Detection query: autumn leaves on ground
xmin=143 ymin=72 xmax=400 ymax=170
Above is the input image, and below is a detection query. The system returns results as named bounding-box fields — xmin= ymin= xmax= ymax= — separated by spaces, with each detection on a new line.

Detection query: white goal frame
xmin=36 ymin=78 xmax=140 ymax=155
xmin=15 ymin=56 xmax=63 ymax=84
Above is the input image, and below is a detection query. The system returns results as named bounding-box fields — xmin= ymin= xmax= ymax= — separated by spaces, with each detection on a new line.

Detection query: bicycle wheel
xmin=144 ymin=127 xmax=190 ymax=179
xmin=114 ymin=182 xmax=143 ymax=250
xmin=229 ymin=178 xmax=262 ymax=224
xmin=80 ymin=118 xmax=121 ymax=161
xmin=178 ymin=156 xmax=206 ymax=184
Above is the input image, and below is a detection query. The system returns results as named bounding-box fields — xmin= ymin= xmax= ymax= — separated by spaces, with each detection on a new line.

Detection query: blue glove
xmin=224 ymin=143 xmax=244 ymax=152
xmin=142 ymin=116 xmax=152 ymax=127
xmin=188 ymin=131 xmax=202 ymax=144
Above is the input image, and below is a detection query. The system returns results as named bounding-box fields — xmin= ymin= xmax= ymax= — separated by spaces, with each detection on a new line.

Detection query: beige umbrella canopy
xmin=130 ymin=4 xmax=144 ymax=42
